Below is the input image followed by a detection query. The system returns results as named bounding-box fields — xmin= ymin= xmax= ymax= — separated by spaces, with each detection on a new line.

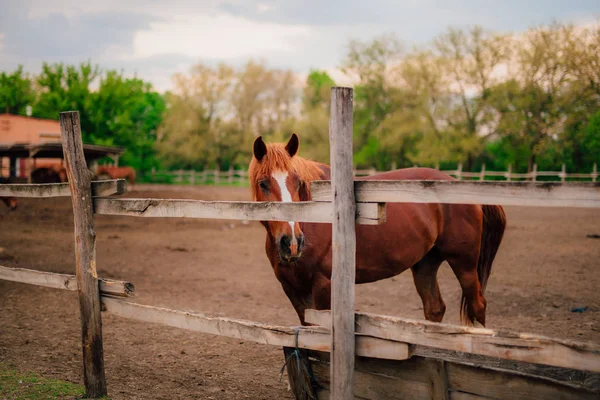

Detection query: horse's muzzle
xmin=278 ymin=234 xmax=305 ymax=263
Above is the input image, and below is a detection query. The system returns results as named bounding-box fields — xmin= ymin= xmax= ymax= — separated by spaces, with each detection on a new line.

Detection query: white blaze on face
xmin=272 ymin=171 xmax=297 ymax=245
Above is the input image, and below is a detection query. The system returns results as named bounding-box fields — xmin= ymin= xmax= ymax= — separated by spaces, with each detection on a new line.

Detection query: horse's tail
xmin=461 ymin=204 xmax=507 ymax=323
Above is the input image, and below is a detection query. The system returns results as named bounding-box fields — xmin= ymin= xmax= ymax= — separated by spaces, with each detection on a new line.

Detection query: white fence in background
xmin=149 ymin=162 xmax=598 ymax=185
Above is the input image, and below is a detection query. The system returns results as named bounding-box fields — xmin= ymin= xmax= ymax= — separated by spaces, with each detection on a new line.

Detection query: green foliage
xmin=33 ymin=62 xmax=99 ymax=135
xmin=303 ymin=70 xmax=335 ymax=110
xmin=1 ymin=19 xmax=599 ymax=176
xmin=157 ymin=61 xmax=297 ymax=170
xmin=88 ymin=71 xmax=166 ymax=174
xmin=1 ymin=62 xmax=165 ymax=176
xmin=342 ymin=35 xmax=402 ymax=162
xmin=0 ymin=66 xmax=35 ymax=115
xmin=344 ymin=22 xmax=600 ymax=172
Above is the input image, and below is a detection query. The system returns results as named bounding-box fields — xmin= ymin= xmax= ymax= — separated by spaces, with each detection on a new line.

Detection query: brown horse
xmin=248 ymin=134 xmax=506 ymax=327
xmin=0 ymin=177 xmax=18 ymax=211
xmin=31 ymin=167 xmax=63 ymax=183
xmin=96 ymin=166 xmax=136 ymax=184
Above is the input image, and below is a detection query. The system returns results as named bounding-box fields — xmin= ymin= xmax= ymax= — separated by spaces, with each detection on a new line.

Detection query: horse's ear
xmin=285 ymin=133 xmax=299 ymax=157
xmin=253 ymin=136 xmax=267 ymax=162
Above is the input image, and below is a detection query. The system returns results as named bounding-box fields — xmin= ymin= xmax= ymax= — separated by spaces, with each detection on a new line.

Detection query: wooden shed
xmin=0 ymin=114 xmax=122 ymax=182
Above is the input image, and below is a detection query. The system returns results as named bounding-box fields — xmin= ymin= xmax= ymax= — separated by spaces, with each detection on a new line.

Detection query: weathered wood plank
xmin=93 ymin=198 xmax=385 ymax=225
xmin=0 ymin=265 xmax=134 ymax=297
xmin=410 ymin=346 xmax=599 ymax=392
xmin=309 ymin=352 xmax=597 ymax=400
xmin=60 ymin=111 xmax=107 ymax=398
xmin=445 ymin=361 xmax=598 ymax=400
xmin=449 ymin=392 xmax=490 ymax=400
xmin=305 ymin=310 xmax=600 ymax=373
xmin=329 ymin=86 xmax=356 ymax=400
xmin=310 ymin=180 xmax=600 ymax=208
xmin=100 ymin=297 xmax=409 ymax=360
xmin=0 ymin=180 xmax=127 ymax=198
xmin=311 ymin=356 xmax=435 ymax=399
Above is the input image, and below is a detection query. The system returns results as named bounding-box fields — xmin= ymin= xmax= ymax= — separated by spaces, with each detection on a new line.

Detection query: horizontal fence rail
xmin=310 ymin=180 xmax=600 ymax=208
xmin=308 ymin=350 xmax=597 ymax=400
xmin=101 ymin=296 xmax=410 ymax=361
xmin=0 ymin=179 xmax=126 ymax=198
xmin=148 ymin=168 xmax=248 ymax=185
xmin=93 ymin=198 xmax=386 ymax=225
xmin=147 ymin=162 xmax=598 ymax=186
xmin=0 ymin=265 xmax=134 ymax=297
xmin=306 ymin=310 xmax=600 ymax=374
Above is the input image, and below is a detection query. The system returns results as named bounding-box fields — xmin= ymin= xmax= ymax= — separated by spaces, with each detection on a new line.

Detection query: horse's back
xmin=352 ymin=167 xmax=484 ymax=282
xmin=363 ymin=167 xmax=456 ymax=182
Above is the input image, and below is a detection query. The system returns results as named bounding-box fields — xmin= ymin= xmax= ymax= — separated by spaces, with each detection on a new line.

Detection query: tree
xmin=157 ymin=63 xmax=235 ymax=169
xmin=303 ymin=70 xmax=335 ymax=110
xmin=432 ymin=26 xmax=509 ymax=168
xmin=33 ymin=61 xmax=99 ymax=138
xmin=89 ymin=71 xmax=165 ymax=174
xmin=488 ymin=23 xmax=576 ymax=171
xmin=158 ymin=60 xmax=299 ymax=169
xmin=0 ymin=66 xmax=34 ymax=115
xmin=341 ymin=34 xmax=403 ymax=166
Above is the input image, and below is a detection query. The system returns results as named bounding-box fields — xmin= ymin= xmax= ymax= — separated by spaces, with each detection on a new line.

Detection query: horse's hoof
xmin=473 ymin=321 xmax=485 ymax=328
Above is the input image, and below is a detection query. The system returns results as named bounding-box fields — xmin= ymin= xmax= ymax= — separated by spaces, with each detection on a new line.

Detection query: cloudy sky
xmin=1 ymin=0 xmax=599 ymax=91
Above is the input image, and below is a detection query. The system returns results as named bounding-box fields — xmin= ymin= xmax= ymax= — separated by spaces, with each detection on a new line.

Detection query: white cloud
xmin=130 ymin=14 xmax=312 ymax=61
xmin=256 ymin=3 xmax=273 ymax=14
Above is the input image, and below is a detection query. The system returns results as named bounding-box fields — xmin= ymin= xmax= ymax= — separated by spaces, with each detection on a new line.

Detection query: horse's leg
xmin=411 ymin=248 xmax=445 ymax=323
xmin=311 ymin=273 xmax=331 ymax=311
xmin=440 ymin=243 xmax=486 ymax=327
xmin=279 ymin=280 xmax=314 ymax=326
xmin=437 ymin=209 xmax=487 ymax=327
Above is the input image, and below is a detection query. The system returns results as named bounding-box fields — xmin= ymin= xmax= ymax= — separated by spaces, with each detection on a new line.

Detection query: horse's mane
xmin=248 ymin=143 xmax=327 ymax=201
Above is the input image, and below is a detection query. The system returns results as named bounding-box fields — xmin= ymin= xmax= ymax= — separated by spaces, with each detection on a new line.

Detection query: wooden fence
xmin=1 ymin=98 xmax=599 ymax=400
xmin=148 ymin=167 xmax=248 ymax=185
xmin=149 ymin=162 xmax=598 ymax=186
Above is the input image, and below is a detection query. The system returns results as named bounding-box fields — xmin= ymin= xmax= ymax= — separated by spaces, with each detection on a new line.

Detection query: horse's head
xmin=0 ymin=177 xmax=18 ymax=211
xmin=249 ymin=133 xmax=311 ymax=263
xmin=1 ymin=197 xmax=17 ymax=211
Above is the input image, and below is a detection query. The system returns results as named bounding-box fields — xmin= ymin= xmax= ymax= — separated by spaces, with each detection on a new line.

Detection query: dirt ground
xmin=1 ymin=184 xmax=599 ymax=399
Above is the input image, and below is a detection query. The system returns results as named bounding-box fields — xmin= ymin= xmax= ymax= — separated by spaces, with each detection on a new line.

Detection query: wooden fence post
xmin=456 ymin=163 xmax=463 ymax=180
xmin=59 ymin=111 xmax=107 ymax=398
xmin=228 ymin=166 xmax=234 ymax=185
xmin=561 ymin=163 xmax=566 ymax=182
xmin=592 ymin=163 xmax=598 ymax=183
xmin=532 ymin=164 xmax=538 ymax=182
xmin=190 ymin=170 xmax=195 ymax=185
xmin=479 ymin=164 xmax=486 ymax=181
xmin=506 ymin=164 xmax=512 ymax=182
xmin=329 ymin=87 xmax=356 ymax=400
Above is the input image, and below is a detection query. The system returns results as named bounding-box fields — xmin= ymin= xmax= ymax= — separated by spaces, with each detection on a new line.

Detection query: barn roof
xmin=0 ymin=142 xmax=124 ymax=161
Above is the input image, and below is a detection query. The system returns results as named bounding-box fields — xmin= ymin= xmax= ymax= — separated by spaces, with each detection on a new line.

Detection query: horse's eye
xmin=259 ymin=181 xmax=268 ymax=191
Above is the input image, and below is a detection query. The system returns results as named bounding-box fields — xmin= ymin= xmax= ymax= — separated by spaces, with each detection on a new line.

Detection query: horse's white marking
xmin=273 ymin=172 xmax=292 ymax=202
xmin=273 ymin=171 xmax=297 ymax=244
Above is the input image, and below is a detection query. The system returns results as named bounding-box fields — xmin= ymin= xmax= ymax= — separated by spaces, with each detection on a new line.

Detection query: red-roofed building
xmin=0 ymin=114 xmax=122 ymax=182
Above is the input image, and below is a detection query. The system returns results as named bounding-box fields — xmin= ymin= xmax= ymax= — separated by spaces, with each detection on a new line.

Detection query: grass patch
xmin=0 ymin=363 xmax=89 ymax=399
